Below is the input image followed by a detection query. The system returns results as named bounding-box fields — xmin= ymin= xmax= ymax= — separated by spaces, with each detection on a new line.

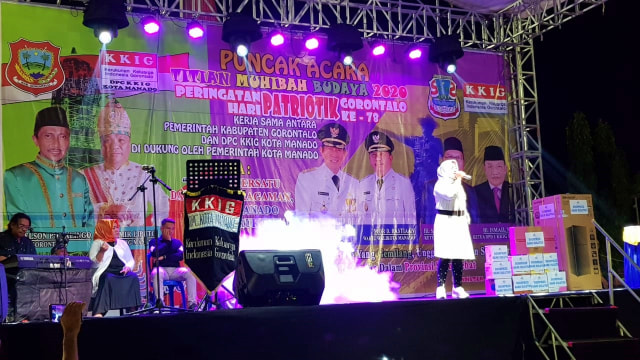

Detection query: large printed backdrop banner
xmin=1 ymin=3 xmax=511 ymax=296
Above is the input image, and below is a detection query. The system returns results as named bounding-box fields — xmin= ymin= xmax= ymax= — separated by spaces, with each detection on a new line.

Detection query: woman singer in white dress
xmin=433 ymin=159 xmax=474 ymax=299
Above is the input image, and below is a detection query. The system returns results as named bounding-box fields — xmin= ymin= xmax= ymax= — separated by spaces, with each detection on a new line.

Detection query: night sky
xmin=534 ymin=0 xmax=638 ymax=195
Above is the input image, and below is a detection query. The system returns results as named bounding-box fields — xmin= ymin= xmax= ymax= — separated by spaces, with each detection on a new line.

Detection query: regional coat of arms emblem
xmin=5 ymin=38 xmax=65 ymax=96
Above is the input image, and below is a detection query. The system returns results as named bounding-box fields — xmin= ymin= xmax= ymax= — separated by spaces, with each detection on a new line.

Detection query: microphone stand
xmin=130 ymin=166 xmax=186 ymax=315
xmin=57 ymin=226 xmax=70 ymax=304
xmin=126 ymin=175 xmax=152 ymax=308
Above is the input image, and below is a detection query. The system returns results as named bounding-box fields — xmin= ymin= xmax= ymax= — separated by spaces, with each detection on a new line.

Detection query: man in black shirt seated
xmin=0 ymin=212 xmax=37 ymax=322
xmin=148 ymin=218 xmax=198 ymax=309
xmin=0 ymin=212 xmax=37 ymax=263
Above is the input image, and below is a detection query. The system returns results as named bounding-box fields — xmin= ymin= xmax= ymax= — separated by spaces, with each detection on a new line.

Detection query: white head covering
xmin=437 ymin=159 xmax=459 ymax=180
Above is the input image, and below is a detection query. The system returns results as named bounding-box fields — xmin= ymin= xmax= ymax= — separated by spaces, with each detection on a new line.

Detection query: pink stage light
xmin=372 ymin=44 xmax=386 ymax=56
xmin=408 ymin=48 xmax=422 ymax=60
xmin=270 ymin=32 xmax=285 ymax=46
xmin=142 ymin=16 xmax=160 ymax=35
xmin=305 ymin=37 xmax=319 ymax=50
xmin=187 ymin=21 xmax=204 ymax=39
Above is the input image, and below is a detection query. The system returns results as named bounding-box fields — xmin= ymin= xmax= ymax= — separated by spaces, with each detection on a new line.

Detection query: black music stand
xmin=186 ymin=159 xmax=241 ymax=311
xmin=186 ymin=159 xmax=241 ymax=192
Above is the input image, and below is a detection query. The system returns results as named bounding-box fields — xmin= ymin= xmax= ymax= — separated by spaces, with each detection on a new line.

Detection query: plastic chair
xmin=147 ymin=253 xmax=187 ymax=309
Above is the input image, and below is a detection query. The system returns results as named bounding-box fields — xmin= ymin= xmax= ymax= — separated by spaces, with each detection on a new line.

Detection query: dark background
xmin=535 ymin=0 xmax=639 ymax=195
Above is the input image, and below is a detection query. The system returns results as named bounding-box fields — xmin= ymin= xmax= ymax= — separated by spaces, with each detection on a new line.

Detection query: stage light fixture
xmin=236 ymin=43 xmax=249 ymax=57
xmin=141 ymin=16 xmax=160 ymax=35
xmin=371 ymin=41 xmax=386 ymax=56
xmin=82 ymin=0 xmax=129 ymax=44
xmin=270 ymin=31 xmax=285 ymax=47
xmin=98 ymin=31 xmax=113 ymax=45
xmin=428 ymin=34 xmax=464 ymax=73
xmin=408 ymin=47 xmax=422 ymax=60
xmin=187 ymin=20 xmax=204 ymax=39
xmin=222 ymin=13 xmax=262 ymax=56
xmin=326 ymin=23 xmax=362 ymax=64
xmin=233 ymin=250 xmax=325 ymax=307
xmin=342 ymin=53 xmax=354 ymax=66
xmin=304 ymin=36 xmax=320 ymax=50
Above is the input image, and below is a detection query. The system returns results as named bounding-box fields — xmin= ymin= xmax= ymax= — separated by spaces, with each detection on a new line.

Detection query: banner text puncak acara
xmin=219 ymin=50 xmax=370 ymax=82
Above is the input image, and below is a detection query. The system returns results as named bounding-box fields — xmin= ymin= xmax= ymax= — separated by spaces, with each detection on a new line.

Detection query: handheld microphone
xmin=456 ymin=171 xmax=472 ymax=181
xmin=141 ymin=164 xmax=155 ymax=171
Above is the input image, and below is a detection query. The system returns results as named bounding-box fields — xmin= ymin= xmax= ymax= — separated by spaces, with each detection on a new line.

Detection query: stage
xmin=1 ymin=289 xmax=638 ymax=360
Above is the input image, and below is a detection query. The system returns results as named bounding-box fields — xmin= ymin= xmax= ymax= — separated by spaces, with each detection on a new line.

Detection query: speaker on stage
xmin=233 ymin=250 xmax=325 ymax=307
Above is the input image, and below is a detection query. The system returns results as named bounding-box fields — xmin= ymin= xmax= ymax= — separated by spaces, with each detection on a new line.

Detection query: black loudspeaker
xmin=233 ymin=250 xmax=325 ymax=307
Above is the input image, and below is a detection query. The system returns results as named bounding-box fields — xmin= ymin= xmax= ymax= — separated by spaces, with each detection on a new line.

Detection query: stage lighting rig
xmin=269 ymin=30 xmax=285 ymax=47
xmin=304 ymin=34 xmax=320 ymax=50
xmin=187 ymin=20 xmax=204 ymax=39
xmin=428 ymin=34 xmax=464 ymax=73
xmin=141 ymin=16 xmax=160 ymax=35
xmin=82 ymin=0 xmax=129 ymax=44
xmin=371 ymin=41 xmax=386 ymax=56
xmin=222 ymin=13 xmax=262 ymax=56
xmin=326 ymin=23 xmax=363 ymax=65
xmin=407 ymin=46 xmax=423 ymax=60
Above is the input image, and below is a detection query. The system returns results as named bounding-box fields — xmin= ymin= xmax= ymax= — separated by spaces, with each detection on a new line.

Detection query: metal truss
xmin=507 ymin=39 xmax=545 ymax=225
xmin=15 ymin=0 xmax=608 ymax=224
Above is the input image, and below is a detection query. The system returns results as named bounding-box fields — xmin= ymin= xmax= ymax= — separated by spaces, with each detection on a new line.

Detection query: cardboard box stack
xmin=508 ymin=226 xmax=567 ymax=293
xmin=484 ymin=245 xmax=513 ymax=295
xmin=532 ymin=194 xmax=602 ymax=291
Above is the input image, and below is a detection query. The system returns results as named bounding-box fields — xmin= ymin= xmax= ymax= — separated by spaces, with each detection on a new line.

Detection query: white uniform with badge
xmin=357 ymin=169 xmax=416 ymax=225
xmin=295 ymin=163 xmax=358 ymax=219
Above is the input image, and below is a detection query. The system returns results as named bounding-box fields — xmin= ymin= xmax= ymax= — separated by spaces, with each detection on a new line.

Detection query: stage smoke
xmin=238 ymin=213 xmax=399 ymax=304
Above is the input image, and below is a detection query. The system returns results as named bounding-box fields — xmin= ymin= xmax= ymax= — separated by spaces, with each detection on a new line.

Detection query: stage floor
xmin=1 ymin=290 xmax=639 ymax=360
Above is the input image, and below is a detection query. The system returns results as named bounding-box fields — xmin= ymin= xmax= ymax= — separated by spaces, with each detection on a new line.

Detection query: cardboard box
xmin=485 ymin=245 xmax=509 ymax=263
xmin=547 ymin=271 xmax=568 ymax=292
xmin=485 ymin=278 xmax=513 ymax=296
xmin=512 ymin=275 xmax=533 ymax=294
xmin=509 ymin=226 xmax=556 ymax=255
xmin=509 ymin=255 xmax=530 ymax=274
xmin=531 ymin=274 xmax=549 ymax=293
xmin=532 ymin=194 xmax=602 ymax=291
xmin=528 ymin=254 xmax=546 ymax=274
xmin=543 ymin=253 xmax=559 ymax=272
xmin=485 ymin=261 xmax=512 ymax=279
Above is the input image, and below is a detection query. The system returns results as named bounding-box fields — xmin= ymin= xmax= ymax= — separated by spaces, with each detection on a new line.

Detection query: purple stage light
xmin=372 ymin=44 xmax=386 ymax=56
xmin=305 ymin=37 xmax=319 ymax=50
xmin=408 ymin=48 xmax=422 ymax=60
xmin=270 ymin=32 xmax=284 ymax=46
xmin=187 ymin=20 xmax=204 ymax=39
xmin=142 ymin=16 xmax=160 ymax=35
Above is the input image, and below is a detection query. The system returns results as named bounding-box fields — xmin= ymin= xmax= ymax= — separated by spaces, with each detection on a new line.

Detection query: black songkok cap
xmin=33 ymin=106 xmax=69 ymax=136
xmin=443 ymin=136 xmax=463 ymax=153
xmin=484 ymin=145 xmax=505 ymax=161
